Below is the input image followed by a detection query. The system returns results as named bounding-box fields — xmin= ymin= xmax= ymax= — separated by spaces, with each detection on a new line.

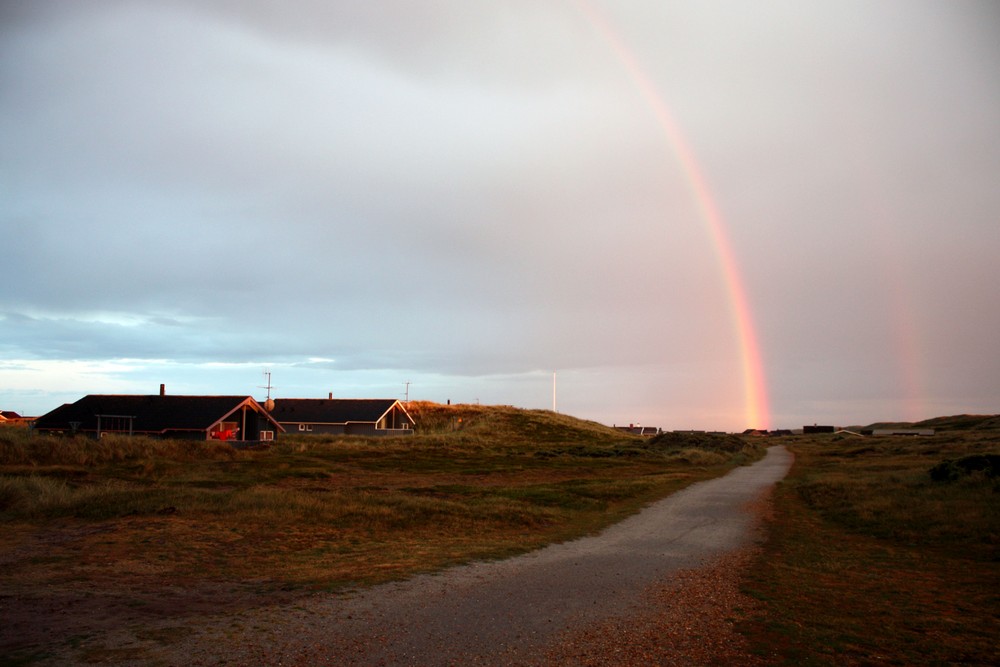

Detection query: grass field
xmin=3 ymin=405 xmax=996 ymax=665
xmin=0 ymin=402 xmax=761 ymax=594
xmin=740 ymin=416 xmax=1000 ymax=665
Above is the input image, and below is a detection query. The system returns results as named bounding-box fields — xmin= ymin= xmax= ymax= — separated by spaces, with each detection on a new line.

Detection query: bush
xmin=647 ymin=431 xmax=748 ymax=452
xmin=0 ymin=475 xmax=76 ymax=515
xmin=929 ymin=454 xmax=1000 ymax=482
xmin=663 ymin=448 xmax=729 ymax=466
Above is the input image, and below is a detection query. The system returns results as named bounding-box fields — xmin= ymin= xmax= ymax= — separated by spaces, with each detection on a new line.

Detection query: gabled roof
xmin=1 ymin=410 xmax=22 ymax=420
xmin=31 ymin=403 xmax=76 ymax=428
xmin=32 ymin=395 xmax=283 ymax=434
xmin=269 ymin=398 xmax=411 ymax=424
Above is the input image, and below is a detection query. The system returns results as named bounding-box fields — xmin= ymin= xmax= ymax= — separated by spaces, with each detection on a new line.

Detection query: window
xmin=211 ymin=421 xmax=239 ymax=441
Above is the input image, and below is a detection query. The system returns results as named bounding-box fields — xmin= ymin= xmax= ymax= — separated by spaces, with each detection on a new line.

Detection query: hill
xmin=864 ymin=413 xmax=1000 ymax=432
xmin=404 ymin=401 xmax=633 ymax=445
xmin=405 ymin=401 xmax=762 ymax=462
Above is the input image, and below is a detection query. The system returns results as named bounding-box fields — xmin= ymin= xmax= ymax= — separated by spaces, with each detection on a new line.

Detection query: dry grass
xmin=1 ymin=404 xmax=767 ymax=664
xmin=0 ymin=404 xmax=762 ymax=592
xmin=739 ymin=425 xmax=1000 ymax=665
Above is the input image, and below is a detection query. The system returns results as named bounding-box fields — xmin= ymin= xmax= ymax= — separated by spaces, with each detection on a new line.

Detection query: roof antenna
xmin=259 ymin=369 xmax=275 ymax=400
xmin=259 ymin=369 xmax=275 ymax=410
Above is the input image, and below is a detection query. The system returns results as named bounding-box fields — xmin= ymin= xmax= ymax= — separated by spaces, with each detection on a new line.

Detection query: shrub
xmin=647 ymin=431 xmax=748 ymax=453
xmin=0 ymin=475 xmax=77 ymax=515
xmin=663 ymin=448 xmax=729 ymax=466
xmin=929 ymin=454 xmax=1000 ymax=482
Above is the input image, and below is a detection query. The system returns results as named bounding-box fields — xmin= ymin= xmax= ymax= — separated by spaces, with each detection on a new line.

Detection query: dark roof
xmin=614 ymin=425 xmax=658 ymax=436
xmin=33 ymin=395 xmax=277 ymax=433
xmin=30 ymin=403 xmax=77 ymax=428
xmin=269 ymin=398 xmax=409 ymax=424
xmin=1 ymin=410 xmax=22 ymax=419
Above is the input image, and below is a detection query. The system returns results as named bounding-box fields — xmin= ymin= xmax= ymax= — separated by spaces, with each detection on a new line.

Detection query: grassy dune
xmin=8 ymin=405 xmax=994 ymax=664
xmin=740 ymin=418 xmax=1000 ymax=665
xmin=0 ymin=402 xmax=762 ymax=593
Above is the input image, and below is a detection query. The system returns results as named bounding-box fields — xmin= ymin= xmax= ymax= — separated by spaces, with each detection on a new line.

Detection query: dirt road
xmin=132 ymin=444 xmax=791 ymax=665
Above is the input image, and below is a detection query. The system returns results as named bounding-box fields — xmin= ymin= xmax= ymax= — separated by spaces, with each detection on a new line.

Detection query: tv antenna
xmin=403 ymin=380 xmax=411 ymax=403
xmin=259 ymin=369 xmax=275 ymax=401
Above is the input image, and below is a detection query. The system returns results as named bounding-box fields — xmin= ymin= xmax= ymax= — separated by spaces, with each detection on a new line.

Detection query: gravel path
xmin=133 ymin=445 xmax=791 ymax=666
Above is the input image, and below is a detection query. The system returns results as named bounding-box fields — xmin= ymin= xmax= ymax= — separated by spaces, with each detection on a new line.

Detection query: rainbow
xmin=577 ymin=1 xmax=771 ymax=428
xmin=867 ymin=196 xmax=927 ymax=422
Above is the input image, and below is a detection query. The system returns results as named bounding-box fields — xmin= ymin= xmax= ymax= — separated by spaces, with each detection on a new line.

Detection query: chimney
xmin=328 ymin=392 xmax=333 ymax=400
xmin=160 ymin=384 xmax=165 ymax=397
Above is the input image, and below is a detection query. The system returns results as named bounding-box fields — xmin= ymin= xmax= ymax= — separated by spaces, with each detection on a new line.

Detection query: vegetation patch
xmin=647 ymin=430 xmax=748 ymax=452
xmin=0 ymin=403 xmax=764 ymax=663
xmin=739 ymin=422 xmax=1000 ymax=665
xmin=929 ymin=453 xmax=1000 ymax=482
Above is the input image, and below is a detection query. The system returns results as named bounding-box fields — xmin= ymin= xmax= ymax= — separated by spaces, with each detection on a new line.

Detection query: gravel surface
xmin=543 ymin=496 xmax=778 ymax=665
xmin=110 ymin=445 xmax=792 ymax=666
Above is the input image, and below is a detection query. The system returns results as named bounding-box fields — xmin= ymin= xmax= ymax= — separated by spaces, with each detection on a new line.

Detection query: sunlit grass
xmin=1 ymin=403 xmax=764 ymax=591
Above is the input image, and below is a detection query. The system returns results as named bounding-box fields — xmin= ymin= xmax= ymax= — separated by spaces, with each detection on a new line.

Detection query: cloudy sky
xmin=2 ymin=1 xmax=998 ymax=431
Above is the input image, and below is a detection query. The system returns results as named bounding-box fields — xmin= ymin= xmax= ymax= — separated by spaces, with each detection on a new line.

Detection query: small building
xmin=865 ymin=428 xmax=935 ymax=437
xmin=0 ymin=410 xmax=33 ymax=427
xmin=32 ymin=392 xmax=284 ymax=442
xmin=614 ymin=424 xmax=660 ymax=436
xmin=803 ymin=425 xmax=836 ymax=434
xmin=269 ymin=398 xmax=415 ymax=436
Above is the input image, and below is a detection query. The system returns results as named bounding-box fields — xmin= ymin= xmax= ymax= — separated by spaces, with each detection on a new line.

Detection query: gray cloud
xmin=3 ymin=1 xmax=999 ymax=428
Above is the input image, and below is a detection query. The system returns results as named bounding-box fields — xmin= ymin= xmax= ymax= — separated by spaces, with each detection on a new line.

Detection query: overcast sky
xmin=2 ymin=1 xmax=998 ymax=431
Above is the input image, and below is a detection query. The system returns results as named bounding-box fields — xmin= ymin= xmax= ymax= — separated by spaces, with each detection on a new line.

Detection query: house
xmin=613 ymin=424 xmax=660 ymax=436
xmin=864 ymin=428 xmax=935 ymax=437
xmin=803 ymin=425 xmax=836 ymax=434
xmin=269 ymin=398 xmax=415 ymax=436
xmin=31 ymin=391 xmax=284 ymax=442
xmin=0 ymin=410 xmax=33 ymax=427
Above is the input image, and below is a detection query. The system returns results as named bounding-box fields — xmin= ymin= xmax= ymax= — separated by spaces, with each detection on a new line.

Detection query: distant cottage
xmin=32 ymin=390 xmax=283 ymax=442
xmin=0 ymin=410 xmax=31 ymax=426
xmin=269 ymin=398 xmax=415 ymax=436
xmin=863 ymin=428 xmax=935 ymax=437
xmin=613 ymin=424 xmax=659 ymax=437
